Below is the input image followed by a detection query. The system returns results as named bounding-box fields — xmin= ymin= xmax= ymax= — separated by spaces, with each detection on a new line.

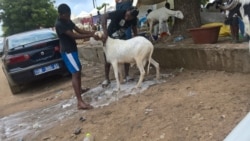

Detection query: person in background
xmin=101 ymin=7 xmax=139 ymax=87
xmin=55 ymin=4 xmax=100 ymax=110
xmin=224 ymin=3 xmax=242 ymax=43
xmin=165 ymin=1 xmax=170 ymax=9
xmin=138 ymin=9 xmax=151 ymax=28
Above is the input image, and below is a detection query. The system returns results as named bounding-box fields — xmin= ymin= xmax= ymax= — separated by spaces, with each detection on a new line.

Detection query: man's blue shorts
xmin=61 ymin=52 xmax=82 ymax=74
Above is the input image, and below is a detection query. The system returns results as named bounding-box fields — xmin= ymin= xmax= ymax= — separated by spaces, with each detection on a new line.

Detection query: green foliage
xmin=200 ymin=0 xmax=209 ymax=6
xmin=96 ymin=3 xmax=109 ymax=11
xmin=0 ymin=0 xmax=57 ymax=36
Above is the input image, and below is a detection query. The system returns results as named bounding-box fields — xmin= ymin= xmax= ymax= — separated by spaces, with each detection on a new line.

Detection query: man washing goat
xmin=101 ymin=7 xmax=139 ymax=87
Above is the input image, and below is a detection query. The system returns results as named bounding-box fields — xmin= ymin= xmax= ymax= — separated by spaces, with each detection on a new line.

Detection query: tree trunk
xmin=172 ymin=0 xmax=201 ymax=36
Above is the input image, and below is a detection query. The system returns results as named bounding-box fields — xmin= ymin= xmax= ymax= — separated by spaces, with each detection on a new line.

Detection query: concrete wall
xmin=78 ymin=46 xmax=106 ymax=64
xmin=78 ymin=43 xmax=250 ymax=73
xmin=152 ymin=44 xmax=250 ymax=73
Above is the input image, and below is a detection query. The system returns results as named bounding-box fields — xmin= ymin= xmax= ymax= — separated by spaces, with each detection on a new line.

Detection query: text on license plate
xmin=34 ymin=63 xmax=60 ymax=76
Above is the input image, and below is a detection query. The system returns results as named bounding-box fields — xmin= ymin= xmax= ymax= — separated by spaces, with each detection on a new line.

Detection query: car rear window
xmin=8 ymin=30 xmax=57 ymax=49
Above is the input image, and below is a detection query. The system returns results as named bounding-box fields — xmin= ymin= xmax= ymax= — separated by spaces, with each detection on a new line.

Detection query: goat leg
xmin=112 ymin=62 xmax=121 ymax=91
xmin=150 ymin=58 xmax=160 ymax=80
xmin=135 ymin=61 xmax=146 ymax=88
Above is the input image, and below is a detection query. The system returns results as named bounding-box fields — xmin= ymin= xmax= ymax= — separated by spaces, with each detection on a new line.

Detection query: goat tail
xmin=147 ymin=47 xmax=154 ymax=75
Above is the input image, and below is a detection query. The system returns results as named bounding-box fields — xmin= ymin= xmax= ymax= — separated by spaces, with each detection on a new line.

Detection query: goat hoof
xmin=132 ymin=87 xmax=141 ymax=92
xmin=113 ymin=88 xmax=120 ymax=92
xmin=132 ymin=88 xmax=136 ymax=91
xmin=155 ymin=79 xmax=160 ymax=84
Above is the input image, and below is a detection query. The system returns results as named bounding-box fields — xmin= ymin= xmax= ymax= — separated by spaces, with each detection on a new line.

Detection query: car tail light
xmin=54 ymin=46 xmax=60 ymax=52
xmin=33 ymin=43 xmax=46 ymax=48
xmin=5 ymin=54 xmax=30 ymax=65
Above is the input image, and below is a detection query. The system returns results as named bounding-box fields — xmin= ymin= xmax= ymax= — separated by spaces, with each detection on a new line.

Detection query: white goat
xmin=96 ymin=32 xmax=160 ymax=90
xmin=147 ymin=7 xmax=184 ymax=37
xmin=89 ymin=37 xmax=103 ymax=46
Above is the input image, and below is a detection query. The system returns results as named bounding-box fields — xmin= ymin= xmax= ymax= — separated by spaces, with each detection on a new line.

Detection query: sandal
xmin=81 ymin=88 xmax=90 ymax=94
xmin=102 ymin=79 xmax=110 ymax=88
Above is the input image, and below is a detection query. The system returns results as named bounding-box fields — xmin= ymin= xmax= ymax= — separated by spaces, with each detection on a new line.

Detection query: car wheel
xmin=2 ymin=66 xmax=22 ymax=94
xmin=62 ymin=71 xmax=71 ymax=77
xmin=7 ymin=81 xmax=22 ymax=94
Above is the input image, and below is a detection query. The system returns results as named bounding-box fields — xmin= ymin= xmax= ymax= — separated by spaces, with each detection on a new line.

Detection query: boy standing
xmin=55 ymin=4 xmax=99 ymax=110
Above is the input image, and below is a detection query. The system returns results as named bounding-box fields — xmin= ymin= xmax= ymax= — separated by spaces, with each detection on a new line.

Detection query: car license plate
xmin=34 ymin=63 xmax=60 ymax=76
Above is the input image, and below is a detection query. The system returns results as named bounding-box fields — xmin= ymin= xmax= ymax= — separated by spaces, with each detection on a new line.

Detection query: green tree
xmin=200 ymin=0 xmax=209 ymax=6
xmin=96 ymin=3 xmax=109 ymax=11
xmin=0 ymin=0 xmax=57 ymax=36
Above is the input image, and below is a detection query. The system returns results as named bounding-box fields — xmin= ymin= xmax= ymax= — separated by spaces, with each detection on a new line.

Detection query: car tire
xmin=8 ymin=83 xmax=22 ymax=94
xmin=62 ymin=71 xmax=71 ymax=77
xmin=2 ymin=66 xmax=22 ymax=94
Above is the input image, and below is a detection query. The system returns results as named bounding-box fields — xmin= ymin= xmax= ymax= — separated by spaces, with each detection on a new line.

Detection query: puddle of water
xmin=0 ymin=77 xmax=167 ymax=140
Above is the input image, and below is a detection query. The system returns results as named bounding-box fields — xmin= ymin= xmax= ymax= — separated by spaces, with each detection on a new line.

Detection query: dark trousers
xmin=225 ymin=16 xmax=240 ymax=42
xmin=230 ymin=25 xmax=239 ymax=42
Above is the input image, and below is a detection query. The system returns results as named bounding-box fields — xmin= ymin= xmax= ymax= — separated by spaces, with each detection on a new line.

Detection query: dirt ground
xmin=1 ymin=37 xmax=250 ymax=141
